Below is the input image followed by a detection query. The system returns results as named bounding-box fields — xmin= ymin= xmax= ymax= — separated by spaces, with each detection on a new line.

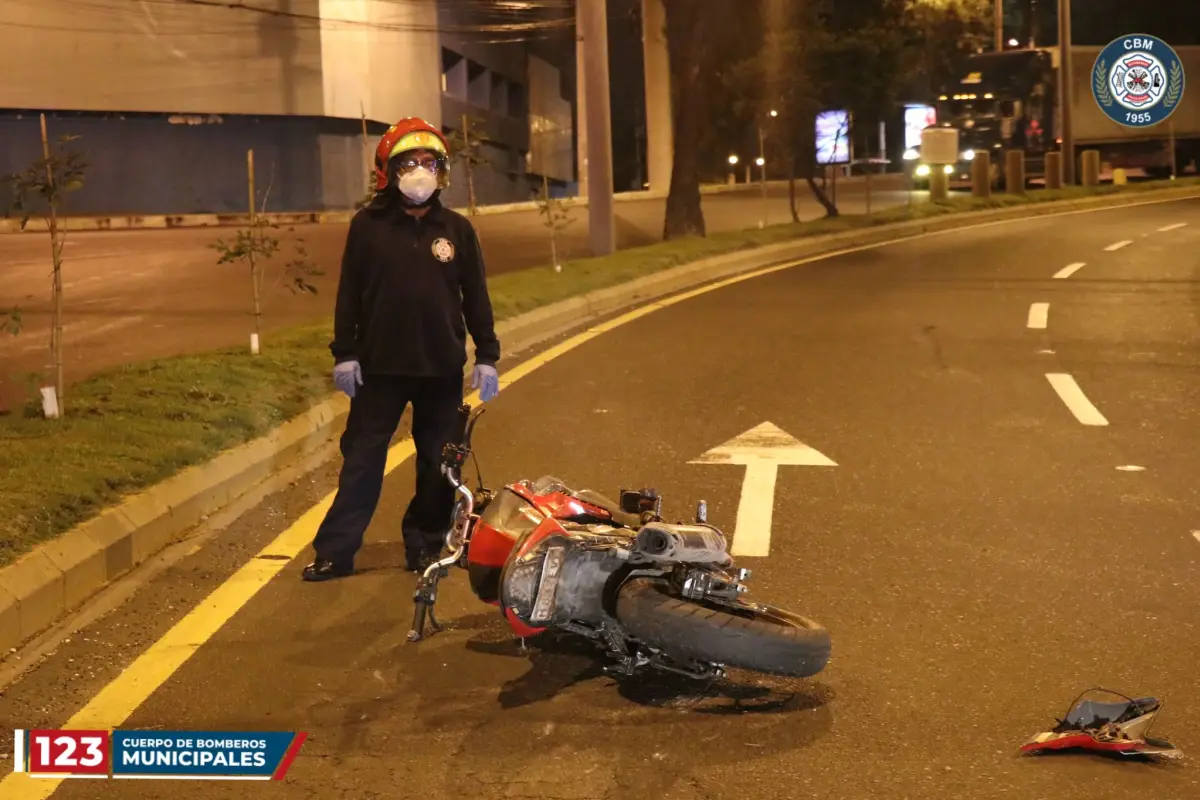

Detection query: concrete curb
xmin=0 ymin=396 xmax=349 ymax=652
xmin=2 ymin=182 xmax=1197 ymax=655
xmin=0 ymin=175 xmax=902 ymax=234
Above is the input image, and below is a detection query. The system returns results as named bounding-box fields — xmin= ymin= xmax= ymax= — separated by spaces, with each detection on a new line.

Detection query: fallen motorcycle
xmin=407 ymin=403 xmax=832 ymax=681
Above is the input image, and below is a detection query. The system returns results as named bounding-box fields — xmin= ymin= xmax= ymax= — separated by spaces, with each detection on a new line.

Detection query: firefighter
xmin=302 ymin=117 xmax=501 ymax=582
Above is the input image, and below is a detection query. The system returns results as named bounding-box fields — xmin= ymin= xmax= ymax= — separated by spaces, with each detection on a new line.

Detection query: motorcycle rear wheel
xmin=614 ymin=577 xmax=831 ymax=678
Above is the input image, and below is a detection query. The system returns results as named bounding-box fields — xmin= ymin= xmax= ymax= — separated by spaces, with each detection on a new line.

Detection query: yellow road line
xmin=5 ymin=195 xmax=1192 ymax=797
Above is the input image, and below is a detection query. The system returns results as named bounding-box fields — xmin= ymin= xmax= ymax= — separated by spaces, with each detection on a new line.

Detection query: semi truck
xmin=905 ymin=45 xmax=1200 ymax=189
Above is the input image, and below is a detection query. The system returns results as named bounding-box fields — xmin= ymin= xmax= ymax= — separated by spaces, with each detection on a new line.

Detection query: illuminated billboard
xmin=904 ymin=104 xmax=937 ymax=150
xmin=815 ymin=110 xmax=850 ymax=163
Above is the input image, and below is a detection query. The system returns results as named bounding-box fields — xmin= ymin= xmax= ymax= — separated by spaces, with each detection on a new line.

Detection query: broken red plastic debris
xmin=1021 ymin=687 xmax=1181 ymax=759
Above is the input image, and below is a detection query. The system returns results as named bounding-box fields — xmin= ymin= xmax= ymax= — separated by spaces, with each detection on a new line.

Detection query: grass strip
xmin=2 ymin=178 xmax=1197 ymax=565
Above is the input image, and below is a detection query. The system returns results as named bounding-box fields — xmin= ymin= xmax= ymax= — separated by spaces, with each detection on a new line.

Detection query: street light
xmin=756 ymin=110 xmax=775 ymax=228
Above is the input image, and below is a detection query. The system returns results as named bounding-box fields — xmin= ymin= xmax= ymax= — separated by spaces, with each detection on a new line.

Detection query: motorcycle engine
xmin=500 ymin=534 xmax=628 ymax=628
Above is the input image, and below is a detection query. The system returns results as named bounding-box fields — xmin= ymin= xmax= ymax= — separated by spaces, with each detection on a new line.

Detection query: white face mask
xmin=397 ymin=167 xmax=438 ymax=204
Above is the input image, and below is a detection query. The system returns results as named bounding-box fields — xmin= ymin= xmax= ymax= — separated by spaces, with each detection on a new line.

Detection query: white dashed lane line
xmin=1193 ymin=531 xmax=1200 ymax=545
xmin=1053 ymin=262 xmax=1086 ymax=279
xmin=1027 ymin=302 xmax=1049 ymax=329
xmin=1035 ymin=222 xmax=1187 ymax=450
xmin=1046 ymin=373 xmax=1109 ymax=426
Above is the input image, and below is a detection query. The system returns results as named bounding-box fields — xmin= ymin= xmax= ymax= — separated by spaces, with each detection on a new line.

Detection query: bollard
xmin=1113 ymin=167 xmax=1127 ymax=185
xmin=929 ymin=167 xmax=949 ymax=201
xmin=971 ymin=150 xmax=992 ymax=198
xmin=1044 ymin=151 xmax=1063 ymax=190
xmin=1005 ymin=150 xmax=1026 ymax=194
xmin=1081 ymin=150 xmax=1100 ymax=187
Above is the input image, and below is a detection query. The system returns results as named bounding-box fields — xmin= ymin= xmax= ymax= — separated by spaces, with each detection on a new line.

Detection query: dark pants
xmin=312 ymin=373 xmax=464 ymax=565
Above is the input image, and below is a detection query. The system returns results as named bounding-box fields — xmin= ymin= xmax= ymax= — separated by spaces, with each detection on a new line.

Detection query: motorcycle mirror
xmin=696 ymin=500 xmax=707 ymax=524
xmin=463 ymin=406 xmax=486 ymax=449
xmin=450 ymin=404 xmax=471 ymax=446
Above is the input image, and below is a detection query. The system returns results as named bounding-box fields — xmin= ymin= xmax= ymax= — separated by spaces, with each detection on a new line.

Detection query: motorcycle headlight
xmin=530 ymin=545 xmax=566 ymax=624
xmin=962 ymin=149 xmax=975 ymax=161
xmin=915 ymin=164 xmax=931 ymax=177
xmin=501 ymin=538 xmax=569 ymax=625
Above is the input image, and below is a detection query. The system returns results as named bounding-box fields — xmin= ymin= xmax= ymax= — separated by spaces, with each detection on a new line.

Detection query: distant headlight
xmin=962 ymin=149 xmax=975 ymax=160
xmin=944 ymin=164 xmax=955 ymax=174
xmin=915 ymin=164 xmax=931 ymax=177
xmin=903 ymin=148 xmax=919 ymax=161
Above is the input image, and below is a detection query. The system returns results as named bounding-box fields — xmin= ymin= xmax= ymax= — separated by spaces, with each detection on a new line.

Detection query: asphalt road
xmin=0 ymin=177 xmax=911 ymax=412
xmin=1 ymin=195 xmax=1197 ymax=799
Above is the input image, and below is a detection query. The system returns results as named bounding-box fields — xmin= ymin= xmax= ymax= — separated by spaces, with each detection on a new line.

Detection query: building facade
xmin=436 ymin=0 xmax=576 ymax=209
xmin=0 ymin=0 xmax=575 ymax=216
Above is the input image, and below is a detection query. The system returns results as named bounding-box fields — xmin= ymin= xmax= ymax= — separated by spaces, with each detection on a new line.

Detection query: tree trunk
xmin=661 ymin=0 xmax=707 ymax=239
xmin=246 ymin=150 xmax=263 ymax=351
xmin=793 ymin=112 xmax=838 ymax=217
xmin=463 ymin=114 xmax=478 ymax=215
xmin=786 ymin=153 xmax=799 ymax=223
xmin=40 ymin=114 xmax=65 ymax=417
xmin=806 ymin=177 xmax=839 ymax=217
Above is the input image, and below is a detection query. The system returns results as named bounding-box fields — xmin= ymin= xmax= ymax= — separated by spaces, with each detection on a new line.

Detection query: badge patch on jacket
xmin=431 ymin=237 xmax=455 ymax=263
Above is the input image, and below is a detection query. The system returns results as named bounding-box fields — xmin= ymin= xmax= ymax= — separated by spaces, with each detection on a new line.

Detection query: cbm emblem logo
xmin=1092 ymin=34 xmax=1185 ymax=128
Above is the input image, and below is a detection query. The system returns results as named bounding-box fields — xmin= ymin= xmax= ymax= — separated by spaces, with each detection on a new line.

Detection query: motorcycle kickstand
xmin=407 ymin=578 xmax=444 ymax=643
xmin=425 ymin=603 xmax=443 ymax=635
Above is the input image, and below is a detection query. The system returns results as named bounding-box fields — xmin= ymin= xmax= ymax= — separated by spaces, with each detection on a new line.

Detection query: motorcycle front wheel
xmin=614 ymin=577 xmax=831 ymax=678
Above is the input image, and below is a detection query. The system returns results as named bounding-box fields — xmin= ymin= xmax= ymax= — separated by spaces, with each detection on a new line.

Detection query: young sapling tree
xmin=535 ymin=175 xmax=576 ymax=272
xmin=209 ymin=149 xmax=323 ymax=353
xmin=1 ymin=113 xmax=88 ymax=418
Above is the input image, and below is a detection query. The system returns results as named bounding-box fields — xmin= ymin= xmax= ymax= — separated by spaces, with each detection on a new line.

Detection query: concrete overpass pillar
xmin=575 ymin=9 xmax=588 ymax=197
xmin=578 ymin=0 xmax=615 ymax=256
xmin=641 ymin=0 xmax=673 ymax=192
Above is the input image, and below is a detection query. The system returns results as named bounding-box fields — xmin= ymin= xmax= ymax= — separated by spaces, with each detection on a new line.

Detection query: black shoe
xmin=406 ymin=549 xmax=442 ymax=573
xmin=301 ymin=558 xmax=354 ymax=582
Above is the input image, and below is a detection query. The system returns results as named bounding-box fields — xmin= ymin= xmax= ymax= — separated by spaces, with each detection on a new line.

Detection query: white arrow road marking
xmin=1054 ymin=262 xmax=1086 ymax=279
xmin=1027 ymin=302 xmax=1049 ymax=329
xmin=689 ymin=422 xmax=836 ymax=557
xmin=1193 ymin=531 xmax=1200 ymax=544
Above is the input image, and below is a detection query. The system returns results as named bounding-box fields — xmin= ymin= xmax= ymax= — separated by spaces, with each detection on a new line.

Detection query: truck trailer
xmin=905 ymin=44 xmax=1200 ymax=189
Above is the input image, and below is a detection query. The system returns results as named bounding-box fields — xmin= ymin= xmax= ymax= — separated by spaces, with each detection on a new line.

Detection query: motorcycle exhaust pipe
xmin=632 ymin=524 xmax=732 ymax=567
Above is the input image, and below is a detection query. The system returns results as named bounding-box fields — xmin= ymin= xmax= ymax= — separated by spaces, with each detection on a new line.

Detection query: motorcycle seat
xmin=568 ymin=489 xmax=646 ymax=529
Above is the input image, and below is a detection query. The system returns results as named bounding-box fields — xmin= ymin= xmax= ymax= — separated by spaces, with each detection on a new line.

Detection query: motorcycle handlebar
xmin=449 ymin=404 xmax=471 ymax=447
xmin=441 ymin=403 xmax=485 ymax=474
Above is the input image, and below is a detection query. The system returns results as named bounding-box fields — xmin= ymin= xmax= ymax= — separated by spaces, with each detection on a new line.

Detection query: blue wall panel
xmin=0 ymin=110 xmax=366 ymax=216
